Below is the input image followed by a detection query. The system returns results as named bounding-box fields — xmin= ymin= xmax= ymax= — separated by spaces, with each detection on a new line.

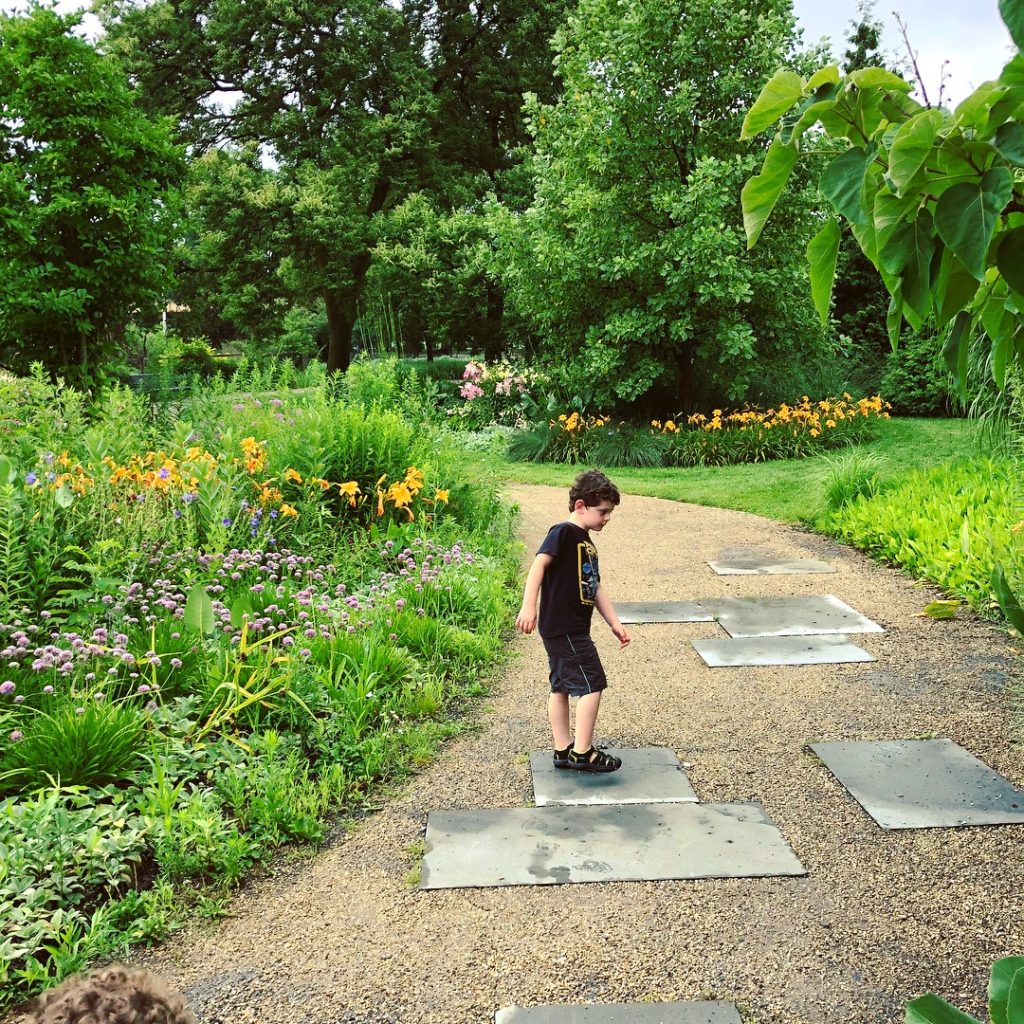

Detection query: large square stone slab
xmin=420 ymin=803 xmax=806 ymax=889
xmin=693 ymin=634 xmax=876 ymax=668
xmin=708 ymin=558 xmax=835 ymax=575
xmin=810 ymin=739 xmax=1024 ymax=829
xmin=617 ymin=601 xmax=714 ymax=624
xmin=496 ymin=1001 xmax=741 ymax=1023
xmin=704 ymin=595 xmax=883 ymax=638
xmin=529 ymin=747 xmax=698 ymax=806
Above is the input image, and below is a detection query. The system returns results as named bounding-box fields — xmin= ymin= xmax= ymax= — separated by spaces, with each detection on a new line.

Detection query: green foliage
xmin=881 ymin=330 xmax=953 ymax=416
xmin=821 ymin=450 xmax=884 ymax=511
xmin=496 ymin=0 xmax=826 ymax=409
xmin=905 ymin=956 xmax=1024 ymax=1024
xmin=741 ymin=6 xmax=1024 ymax=400
xmin=0 ymin=7 xmax=184 ymax=380
xmin=825 ymin=458 xmax=1021 ymax=613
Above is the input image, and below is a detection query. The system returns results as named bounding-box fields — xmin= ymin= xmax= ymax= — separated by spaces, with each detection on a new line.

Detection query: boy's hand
xmin=612 ymin=622 xmax=631 ymax=648
xmin=515 ymin=607 xmax=537 ymax=634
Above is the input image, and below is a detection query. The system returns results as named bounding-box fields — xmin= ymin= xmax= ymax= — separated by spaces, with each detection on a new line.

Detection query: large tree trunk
xmin=323 ymin=290 xmax=354 ymax=373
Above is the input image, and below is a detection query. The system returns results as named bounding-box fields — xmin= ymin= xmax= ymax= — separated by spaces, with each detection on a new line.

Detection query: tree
xmin=99 ymin=0 xmax=567 ymax=371
xmin=741 ymin=0 xmax=1024 ymax=400
xmin=494 ymin=0 xmax=828 ymax=412
xmin=0 ymin=5 xmax=183 ymax=379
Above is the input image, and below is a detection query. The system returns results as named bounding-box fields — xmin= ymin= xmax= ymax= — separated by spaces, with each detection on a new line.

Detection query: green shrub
xmin=880 ymin=330 xmax=952 ymax=417
xmin=821 ymin=450 xmax=885 ymax=512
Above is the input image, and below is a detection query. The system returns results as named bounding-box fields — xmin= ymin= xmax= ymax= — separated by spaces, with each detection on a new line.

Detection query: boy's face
xmin=575 ymin=499 xmax=616 ymax=532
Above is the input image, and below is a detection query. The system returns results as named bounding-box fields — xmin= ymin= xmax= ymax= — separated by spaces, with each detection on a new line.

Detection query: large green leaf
xmin=874 ymin=189 xmax=919 ymax=253
xmin=820 ymin=146 xmax=875 ymax=225
xmin=888 ymin=109 xmax=944 ymax=190
xmin=994 ymin=121 xmax=1024 ymax=165
xmin=184 ymin=583 xmax=216 ymax=634
xmin=741 ymin=70 xmax=805 ymax=140
xmin=934 ymin=167 xmax=1014 ymax=279
xmin=0 ymin=457 xmax=15 ymax=486
xmin=784 ymin=99 xmax=837 ymax=144
xmin=999 ymin=0 xmax=1024 ymax=52
xmin=992 ymin=565 xmax=1024 ymax=634
xmin=742 ymin=138 xmax=798 ymax=247
xmin=806 ymin=217 xmax=841 ymax=324
xmin=905 ymin=994 xmax=982 ymax=1024
xmin=942 ymin=311 xmax=973 ymax=398
xmin=879 ymin=212 xmax=935 ymax=319
xmin=935 ymin=249 xmax=981 ymax=327
xmin=887 ymin=290 xmax=903 ymax=351
xmin=806 ymin=65 xmax=840 ymax=91
xmin=849 ymin=66 xmax=912 ymax=92
xmin=997 ymin=226 xmax=1024 ymax=293
xmin=1003 ymin=960 xmax=1024 ymax=1024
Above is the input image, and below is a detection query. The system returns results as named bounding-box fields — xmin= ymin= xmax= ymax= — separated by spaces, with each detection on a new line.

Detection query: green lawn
xmin=500 ymin=418 xmax=985 ymax=523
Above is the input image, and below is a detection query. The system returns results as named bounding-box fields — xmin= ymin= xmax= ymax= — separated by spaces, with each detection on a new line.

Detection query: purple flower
xmin=9 ymin=730 xmax=23 ymax=742
xmin=43 ymin=685 xmax=54 ymax=693
xmin=0 ymin=681 xmax=14 ymax=695
xmin=222 ymin=517 xmax=232 ymax=527
xmin=170 ymin=658 xmax=183 ymax=668
xmin=25 ymin=472 xmax=37 ymax=486
xmin=14 ymin=695 xmax=24 ymax=704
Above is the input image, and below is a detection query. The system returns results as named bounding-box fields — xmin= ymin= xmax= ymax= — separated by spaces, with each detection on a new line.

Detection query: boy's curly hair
xmin=568 ymin=469 xmax=620 ymax=511
xmin=24 ymin=967 xmax=195 ymax=1024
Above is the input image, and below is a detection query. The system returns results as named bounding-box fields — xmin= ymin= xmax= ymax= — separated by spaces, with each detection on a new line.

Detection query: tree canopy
xmin=0 ymin=5 xmax=183 ymax=378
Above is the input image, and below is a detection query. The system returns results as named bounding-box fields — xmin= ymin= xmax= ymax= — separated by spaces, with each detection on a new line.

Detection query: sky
xmin=791 ymin=0 xmax=1015 ymax=108
xmin=0 ymin=0 xmax=1016 ymax=111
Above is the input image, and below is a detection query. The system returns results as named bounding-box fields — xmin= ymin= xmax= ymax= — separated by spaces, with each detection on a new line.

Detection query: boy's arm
xmin=515 ymin=553 xmax=554 ymax=634
xmin=595 ymin=584 xmax=631 ymax=648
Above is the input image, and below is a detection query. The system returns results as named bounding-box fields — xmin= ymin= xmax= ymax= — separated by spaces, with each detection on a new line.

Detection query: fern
xmin=0 ymin=483 xmax=30 ymax=617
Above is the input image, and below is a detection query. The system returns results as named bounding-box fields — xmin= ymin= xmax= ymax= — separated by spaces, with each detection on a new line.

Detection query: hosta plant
xmin=906 ymin=956 xmax=1024 ymax=1024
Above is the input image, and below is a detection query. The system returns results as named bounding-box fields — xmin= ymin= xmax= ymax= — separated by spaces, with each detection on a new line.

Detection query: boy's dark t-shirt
xmin=537 ymin=521 xmax=600 ymax=637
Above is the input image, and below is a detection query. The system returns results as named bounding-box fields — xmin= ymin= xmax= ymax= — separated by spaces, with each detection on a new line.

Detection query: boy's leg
xmin=548 ymin=691 xmax=571 ymax=750
xmin=573 ymin=690 xmax=601 ymax=753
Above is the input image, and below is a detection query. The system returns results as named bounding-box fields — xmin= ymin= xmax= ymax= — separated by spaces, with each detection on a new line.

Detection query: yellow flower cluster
xmin=375 ymin=466 xmax=448 ymax=521
xmin=103 ymin=447 xmax=218 ymax=493
xmin=555 ymin=412 xmax=607 ymax=432
xmin=651 ymin=419 xmax=679 ymax=433
xmin=240 ymin=437 xmax=267 ymax=475
xmin=686 ymin=394 xmax=890 ymax=437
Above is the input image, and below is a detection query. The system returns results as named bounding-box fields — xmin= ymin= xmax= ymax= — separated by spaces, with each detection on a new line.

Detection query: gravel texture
xmin=84 ymin=486 xmax=1024 ymax=1022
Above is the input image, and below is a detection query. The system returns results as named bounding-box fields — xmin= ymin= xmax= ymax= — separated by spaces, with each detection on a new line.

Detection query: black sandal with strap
xmin=566 ymin=746 xmax=621 ymax=773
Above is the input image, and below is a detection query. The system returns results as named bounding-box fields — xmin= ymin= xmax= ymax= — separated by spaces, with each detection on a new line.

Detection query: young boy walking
xmin=515 ymin=469 xmax=631 ymax=773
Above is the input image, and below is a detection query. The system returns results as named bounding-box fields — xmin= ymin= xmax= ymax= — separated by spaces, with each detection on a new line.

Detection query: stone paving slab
xmin=708 ymin=558 xmax=835 ymax=575
xmin=420 ymin=803 xmax=806 ymax=889
xmin=529 ymin=748 xmax=698 ymax=806
xmin=495 ymin=1001 xmax=742 ymax=1023
xmin=810 ymin=739 xmax=1024 ymax=829
xmin=703 ymin=595 xmax=883 ymax=638
xmin=693 ymin=634 xmax=876 ymax=668
xmin=617 ymin=601 xmax=714 ymax=624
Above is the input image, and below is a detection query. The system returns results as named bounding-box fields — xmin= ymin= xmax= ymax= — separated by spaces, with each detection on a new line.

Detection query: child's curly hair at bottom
xmin=23 ymin=967 xmax=195 ymax=1024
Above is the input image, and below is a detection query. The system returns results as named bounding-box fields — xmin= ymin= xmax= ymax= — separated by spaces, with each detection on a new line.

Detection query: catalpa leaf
xmin=741 ymin=70 xmax=805 ymax=140
xmin=820 ymin=146 xmax=875 ymax=225
xmin=849 ymin=66 xmax=912 ymax=92
xmin=741 ymin=138 xmax=798 ymax=248
xmin=905 ymin=993 xmax=982 ymax=1024
xmin=806 ymin=217 xmax=841 ymax=324
xmin=888 ymin=109 xmax=944 ymax=190
xmin=934 ymin=166 xmax=1014 ymax=279
xmin=999 ymin=0 xmax=1024 ymax=53
xmin=997 ymin=226 xmax=1024 ymax=293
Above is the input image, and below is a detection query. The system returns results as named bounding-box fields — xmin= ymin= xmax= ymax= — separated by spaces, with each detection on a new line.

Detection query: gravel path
xmin=128 ymin=484 xmax=1023 ymax=1024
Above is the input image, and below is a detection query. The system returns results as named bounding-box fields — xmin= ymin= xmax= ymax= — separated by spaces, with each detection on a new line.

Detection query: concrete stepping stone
xmin=708 ymin=557 xmax=834 ymax=575
xmin=810 ymin=739 xmax=1024 ymax=829
xmin=617 ymin=601 xmax=714 ymax=624
xmin=693 ymin=634 xmax=876 ymax=668
xmin=703 ymin=594 xmax=883 ymax=638
xmin=496 ymin=1000 xmax=742 ymax=1023
xmin=420 ymin=803 xmax=806 ymax=889
xmin=529 ymin=747 xmax=698 ymax=806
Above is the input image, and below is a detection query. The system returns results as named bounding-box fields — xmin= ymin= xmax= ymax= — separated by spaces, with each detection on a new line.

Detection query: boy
xmin=515 ymin=469 xmax=631 ymax=773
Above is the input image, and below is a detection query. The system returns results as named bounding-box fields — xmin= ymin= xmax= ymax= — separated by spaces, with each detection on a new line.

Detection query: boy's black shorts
xmin=542 ymin=633 xmax=608 ymax=696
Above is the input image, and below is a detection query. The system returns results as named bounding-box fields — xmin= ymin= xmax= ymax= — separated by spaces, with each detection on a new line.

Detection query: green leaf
xmin=184 ymin=584 xmax=215 ymax=634
xmin=0 ymin=457 xmax=15 ymax=486
xmin=888 ymin=109 xmax=944 ymax=191
xmin=935 ymin=249 xmax=982 ymax=327
xmin=741 ymin=70 xmax=805 ymax=140
xmin=230 ymin=594 xmax=253 ymax=629
xmin=806 ymin=218 xmax=841 ymax=324
xmin=922 ymin=600 xmax=960 ymax=619
xmin=997 ymin=227 xmax=1024 ymax=293
xmin=880 ymin=213 xmax=935 ymax=320
xmin=54 ymin=483 xmax=74 ymax=509
xmin=994 ymin=121 xmax=1024 ymax=165
xmin=820 ymin=147 xmax=874 ymax=225
xmin=741 ymin=138 xmax=798 ymax=248
xmin=999 ymin=0 xmax=1024 ymax=52
xmin=934 ymin=167 xmax=1015 ymax=279
xmin=992 ymin=565 xmax=1024 ymax=634
xmin=942 ymin=311 xmax=972 ymax=397
xmin=806 ymin=66 xmax=840 ymax=91
xmin=849 ymin=67 xmax=912 ymax=92
xmin=784 ymin=99 xmax=837 ymax=144
xmin=887 ymin=290 xmax=903 ymax=351
xmin=1004 ymin=961 xmax=1024 ymax=1024
xmin=905 ymin=993 xmax=982 ymax=1024
xmin=987 ymin=950 xmax=1024 ymax=1024
xmin=874 ymin=190 xmax=920 ymax=254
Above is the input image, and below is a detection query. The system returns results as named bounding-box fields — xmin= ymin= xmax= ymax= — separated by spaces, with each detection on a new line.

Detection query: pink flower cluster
xmin=460 ymin=381 xmax=484 ymax=401
xmin=462 ymin=361 xmax=483 ymax=382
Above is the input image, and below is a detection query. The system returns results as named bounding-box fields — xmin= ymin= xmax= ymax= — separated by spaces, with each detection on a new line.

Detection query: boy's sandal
xmin=553 ymin=744 xmax=573 ymax=769
xmin=567 ymin=746 xmax=621 ymax=773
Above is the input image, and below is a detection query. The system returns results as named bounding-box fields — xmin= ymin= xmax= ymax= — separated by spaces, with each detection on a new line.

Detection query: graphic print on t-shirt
xmin=578 ymin=540 xmax=598 ymax=605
